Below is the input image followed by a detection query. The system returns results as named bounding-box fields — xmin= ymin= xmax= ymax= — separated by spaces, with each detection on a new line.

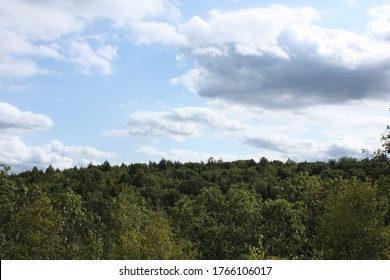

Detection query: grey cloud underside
xmin=0 ymin=117 xmax=51 ymax=131
xmin=243 ymin=134 xmax=364 ymax=160
xmin=243 ymin=137 xmax=286 ymax=153
xmin=190 ymin=48 xmax=390 ymax=109
xmin=326 ymin=144 xmax=360 ymax=159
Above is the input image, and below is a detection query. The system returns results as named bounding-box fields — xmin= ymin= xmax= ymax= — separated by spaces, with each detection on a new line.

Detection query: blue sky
xmin=1 ymin=0 xmax=390 ymax=171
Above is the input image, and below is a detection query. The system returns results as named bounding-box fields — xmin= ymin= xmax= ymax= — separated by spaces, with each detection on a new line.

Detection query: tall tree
xmin=317 ymin=178 xmax=389 ymax=259
xmin=172 ymin=186 xmax=263 ymax=259
xmin=260 ymin=199 xmax=306 ymax=259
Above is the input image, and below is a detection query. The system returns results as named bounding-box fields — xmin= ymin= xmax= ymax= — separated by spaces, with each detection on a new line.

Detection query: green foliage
xmin=172 ymin=186 xmax=263 ymax=259
xmin=5 ymin=195 xmax=63 ymax=259
xmin=248 ymin=240 xmax=283 ymax=260
xmin=53 ymin=188 xmax=104 ymax=259
xmin=381 ymin=125 xmax=390 ymax=156
xmin=260 ymin=199 xmax=306 ymax=259
xmin=317 ymin=178 xmax=389 ymax=259
xmin=172 ymin=186 xmax=229 ymax=259
xmin=1 ymin=152 xmax=390 ymax=260
xmin=107 ymin=189 xmax=194 ymax=259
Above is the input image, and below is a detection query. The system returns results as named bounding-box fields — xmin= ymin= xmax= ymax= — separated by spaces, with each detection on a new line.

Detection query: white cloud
xmin=68 ymin=40 xmax=118 ymax=75
xmin=110 ymin=106 xmax=247 ymax=140
xmin=179 ymin=5 xmax=319 ymax=53
xmin=0 ymin=137 xmax=117 ymax=170
xmin=169 ymin=107 xmax=245 ymax=130
xmin=367 ymin=5 xmax=390 ymax=40
xmin=135 ymin=145 xmax=169 ymax=159
xmin=1 ymin=0 xmax=170 ymax=39
xmin=0 ymin=0 xmax=84 ymax=41
xmin=0 ymin=102 xmax=53 ymax=133
xmin=170 ymin=68 xmax=205 ymax=93
xmin=59 ymin=0 xmax=168 ymax=24
xmin=47 ymin=139 xmax=118 ymax=166
xmin=132 ymin=22 xmax=185 ymax=45
xmin=0 ymin=27 xmax=62 ymax=77
xmin=0 ymin=59 xmax=49 ymax=78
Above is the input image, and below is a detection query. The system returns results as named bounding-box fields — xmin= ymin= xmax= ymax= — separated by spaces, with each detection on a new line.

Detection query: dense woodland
xmin=1 ymin=128 xmax=390 ymax=260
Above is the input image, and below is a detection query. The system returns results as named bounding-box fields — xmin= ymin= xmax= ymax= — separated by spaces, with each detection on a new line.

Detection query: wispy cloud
xmin=68 ymin=39 xmax=118 ymax=75
xmin=104 ymin=106 xmax=247 ymax=140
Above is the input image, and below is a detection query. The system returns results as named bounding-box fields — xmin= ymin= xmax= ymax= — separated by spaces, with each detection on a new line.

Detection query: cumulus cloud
xmin=0 ymin=137 xmax=117 ymax=170
xmin=0 ymin=102 xmax=53 ymax=133
xmin=47 ymin=139 xmax=118 ymax=166
xmin=165 ymin=5 xmax=390 ymax=109
xmin=182 ymin=5 xmax=318 ymax=51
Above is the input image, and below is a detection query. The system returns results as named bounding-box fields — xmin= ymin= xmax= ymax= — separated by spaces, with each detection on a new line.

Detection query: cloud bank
xmin=2 ymin=2 xmax=390 ymax=167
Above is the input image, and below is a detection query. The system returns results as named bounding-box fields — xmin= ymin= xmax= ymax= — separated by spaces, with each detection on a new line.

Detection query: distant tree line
xmin=1 ymin=127 xmax=389 ymax=259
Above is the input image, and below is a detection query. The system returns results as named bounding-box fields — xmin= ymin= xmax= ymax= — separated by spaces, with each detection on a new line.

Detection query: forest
xmin=1 ymin=128 xmax=390 ymax=260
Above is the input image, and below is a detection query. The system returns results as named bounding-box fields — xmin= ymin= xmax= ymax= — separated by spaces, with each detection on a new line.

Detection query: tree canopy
xmin=1 ymin=147 xmax=389 ymax=260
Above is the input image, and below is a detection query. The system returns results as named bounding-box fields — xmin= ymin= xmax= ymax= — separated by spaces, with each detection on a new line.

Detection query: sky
xmin=1 ymin=0 xmax=390 ymax=171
